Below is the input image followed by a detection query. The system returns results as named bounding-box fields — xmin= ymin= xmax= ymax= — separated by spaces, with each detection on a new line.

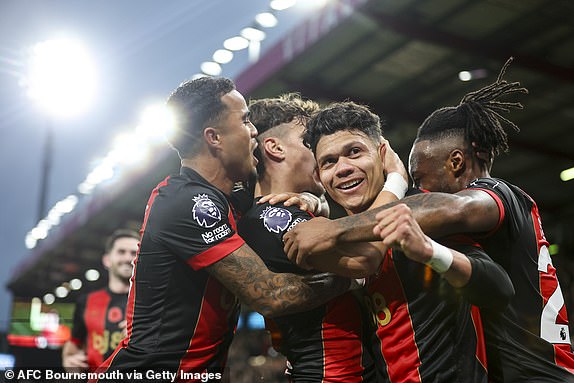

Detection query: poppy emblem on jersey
xmin=192 ymin=194 xmax=221 ymax=228
xmin=108 ymin=306 xmax=123 ymax=323
xmin=260 ymin=206 xmax=292 ymax=234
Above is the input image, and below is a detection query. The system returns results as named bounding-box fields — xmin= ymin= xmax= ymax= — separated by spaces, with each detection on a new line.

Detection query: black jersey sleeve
xmin=154 ymin=183 xmax=245 ymax=270
xmin=238 ymin=202 xmax=313 ymax=274
xmin=70 ymin=294 xmax=88 ymax=345
xmin=467 ymin=177 xmax=527 ymax=239
xmin=443 ymin=237 xmax=514 ymax=311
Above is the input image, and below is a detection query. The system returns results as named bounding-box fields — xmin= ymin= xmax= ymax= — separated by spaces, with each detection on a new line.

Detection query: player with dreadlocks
xmin=281 ymin=58 xmax=574 ymax=382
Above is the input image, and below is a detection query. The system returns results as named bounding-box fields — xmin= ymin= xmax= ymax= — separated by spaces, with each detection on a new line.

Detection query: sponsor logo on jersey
xmin=260 ymin=206 xmax=292 ymax=234
xmin=192 ymin=194 xmax=221 ymax=228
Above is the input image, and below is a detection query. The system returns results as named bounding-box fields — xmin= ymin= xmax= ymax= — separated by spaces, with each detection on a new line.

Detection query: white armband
xmin=426 ymin=239 xmax=454 ymax=274
xmin=382 ymin=172 xmax=408 ymax=199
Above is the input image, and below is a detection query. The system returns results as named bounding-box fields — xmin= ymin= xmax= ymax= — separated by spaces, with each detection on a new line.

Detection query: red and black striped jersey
xmin=94 ymin=167 xmax=243 ymax=382
xmin=367 ymin=240 xmax=513 ymax=383
xmin=238 ymin=200 xmax=377 ymax=382
xmin=71 ymin=288 xmax=127 ymax=371
xmin=467 ymin=177 xmax=574 ymax=382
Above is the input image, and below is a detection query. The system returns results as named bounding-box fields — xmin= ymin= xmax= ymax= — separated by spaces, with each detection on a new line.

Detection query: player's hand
xmin=283 ymin=217 xmax=338 ymax=269
xmin=258 ymin=192 xmax=320 ymax=213
xmin=63 ymin=351 xmax=89 ymax=372
xmin=382 ymin=138 xmax=408 ymax=182
xmin=373 ymin=203 xmax=433 ymax=264
xmin=119 ymin=319 xmax=127 ymax=338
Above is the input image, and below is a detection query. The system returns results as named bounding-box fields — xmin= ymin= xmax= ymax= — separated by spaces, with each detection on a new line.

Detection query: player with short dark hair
xmin=63 ymin=229 xmax=139 ymax=372
xmin=288 ymin=100 xmax=514 ymax=382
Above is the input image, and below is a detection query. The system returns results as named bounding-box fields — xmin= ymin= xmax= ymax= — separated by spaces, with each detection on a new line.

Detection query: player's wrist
xmin=382 ymin=172 xmax=408 ymax=199
xmin=425 ymin=238 xmax=454 ymax=274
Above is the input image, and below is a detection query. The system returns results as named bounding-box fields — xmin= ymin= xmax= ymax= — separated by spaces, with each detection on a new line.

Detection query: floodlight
xmin=213 ymin=49 xmax=234 ymax=64
xmin=25 ymin=38 xmax=97 ymax=118
xmin=223 ymin=36 xmax=249 ymax=51
xmin=241 ymin=27 xmax=266 ymax=42
xmin=270 ymin=0 xmax=296 ymax=11
xmin=255 ymin=12 xmax=278 ymax=28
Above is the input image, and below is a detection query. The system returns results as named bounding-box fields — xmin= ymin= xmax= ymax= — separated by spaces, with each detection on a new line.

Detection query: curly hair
xmin=166 ymin=77 xmax=235 ymax=158
xmin=416 ymin=57 xmax=528 ymax=161
xmin=304 ymin=101 xmax=383 ymax=154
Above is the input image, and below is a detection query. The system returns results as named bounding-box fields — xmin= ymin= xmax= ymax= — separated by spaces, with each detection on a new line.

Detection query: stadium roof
xmin=8 ymin=0 xmax=574 ymax=301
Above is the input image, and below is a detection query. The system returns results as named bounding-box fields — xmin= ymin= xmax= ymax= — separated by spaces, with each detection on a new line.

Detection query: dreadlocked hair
xmin=417 ymin=57 xmax=528 ymax=159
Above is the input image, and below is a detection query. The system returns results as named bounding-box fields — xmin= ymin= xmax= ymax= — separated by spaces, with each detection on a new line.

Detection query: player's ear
xmin=448 ymin=149 xmax=465 ymax=175
xmin=102 ymin=253 xmax=111 ymax=270
xmin=378 ymin=138 xmax=387 ymax=166
xmin=263 ymin=137 xmax=285 ymax=162
xmin=204 ymin=127 xmax=221 ymax=148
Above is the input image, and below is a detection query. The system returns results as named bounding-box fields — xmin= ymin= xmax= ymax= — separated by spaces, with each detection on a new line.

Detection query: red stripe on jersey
xmin=84 ymin=290 xmax=110 ymax=370
xmin=467 ymin=188 xmax=505 ymax=237
xmin=531 ymin=204 xmax=574 ymax=370
xmin=554 ymin=344 xmax=574 ymax=373
xmin=321 ymin=293 xmax=365 ymax=382
xmin=177 ymin=276 xmax=238 ymax=379
xmin=470 ymin=306 xmax=487 ymax=371
xmin=93 ymin=177 xmax=170 ymax=379
xmin=126 ymin=177 xmax=169 ymax=343
xmin=370 ymin=252 xmax=422 ymax=383
xmin=188 ymin=208 xmax=245 ymax=270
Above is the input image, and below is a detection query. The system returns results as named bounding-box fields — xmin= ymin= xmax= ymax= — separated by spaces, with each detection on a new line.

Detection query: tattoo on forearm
xmin=207 ymin=245 xmax=349 ymax=316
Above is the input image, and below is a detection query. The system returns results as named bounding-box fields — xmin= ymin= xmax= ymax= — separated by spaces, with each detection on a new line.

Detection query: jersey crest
xmin=192 ymin=194 xmax=221 ymax=228
xmin=260 ymin=206 xmax=292 ymax=234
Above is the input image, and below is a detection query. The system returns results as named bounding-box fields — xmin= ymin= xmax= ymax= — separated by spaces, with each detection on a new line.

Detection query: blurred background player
xmin=62 ymin=229 xmax=139 ymax=372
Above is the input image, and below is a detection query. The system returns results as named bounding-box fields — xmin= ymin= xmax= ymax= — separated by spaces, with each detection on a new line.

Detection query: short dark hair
xmin=166 ymin=77 xmax=236 ymax=158
xmin=105 ymin=229 xmax=139 ymax=253
xmin=249 ymin=93 xmax=320 ymax=176
xmin=304 ymin=101 xmax=383 ymax=154
xmin=416 ymin=58 xmax=528 ymax=162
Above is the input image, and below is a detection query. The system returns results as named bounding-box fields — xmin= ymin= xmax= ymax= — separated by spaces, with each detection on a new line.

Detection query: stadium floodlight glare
xmin=255 ymin=12 xmax=278 ymax=28
xmin=200 ymin=61 xmax=222 ymax=76
xmin=70 ymin=278 xmax=82 ymax=290
xmin=109 ymin=132 xmax=149 ymax=165
xmin=213 ymin=49 xmax=234 ymax=64
xmin=43 ymin=293 xmax=56 ymax=305
xmin=458 ymin=71 xmax=472 ymax=82
xmin=25 ymin=233 xmax=38 ymax=249
xmin=241 ymin=27 xmax=266 ymax=42
xmin=25 ymin=37 xmax=97 ymax=119
xmin=54 ymin=195 xmax=79 ymax=214
xmin=223 ymin=36 xmax=249 ymax=51
xmin=270 ymin=0 xmax=297 ymax=11
xmin=85 ymin=269 xmax=100 ymax=281
xmin=458 ymin=69 xmax=488 ymax=82
xmin=31 ymin=226 xmax=48 ymax=240
xmin=137 ymin=104 xmax=176 ymax=143
xmin=55 ymin=286 xmax=69 ymax=298
xmin=560 ymin=166 xmax=574 ymax=182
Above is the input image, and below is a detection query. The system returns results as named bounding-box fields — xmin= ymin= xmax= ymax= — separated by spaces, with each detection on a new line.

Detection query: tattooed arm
xmin=206 ymin=243 xmax=351 ymax=318
xmin=284 ymin=190 xmax=500 ymax=266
